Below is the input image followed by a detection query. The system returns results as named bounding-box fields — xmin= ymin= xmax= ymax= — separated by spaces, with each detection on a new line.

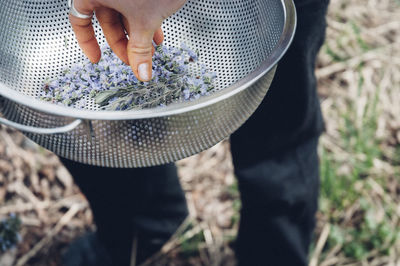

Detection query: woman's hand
xmin=69 ymin=0 xmax=186 ymax=81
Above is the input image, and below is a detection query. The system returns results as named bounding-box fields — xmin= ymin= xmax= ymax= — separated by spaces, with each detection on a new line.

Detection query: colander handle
xmin=0 ymin=117 xmax=82 ymax=134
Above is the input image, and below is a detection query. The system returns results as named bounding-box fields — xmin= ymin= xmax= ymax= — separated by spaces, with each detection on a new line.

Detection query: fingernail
xmin=138 ymin=63 xmax=150 ymax=81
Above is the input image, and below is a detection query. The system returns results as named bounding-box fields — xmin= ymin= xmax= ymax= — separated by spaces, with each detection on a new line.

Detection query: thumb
xmin=127 ymin=30 xmax=155 ymax=82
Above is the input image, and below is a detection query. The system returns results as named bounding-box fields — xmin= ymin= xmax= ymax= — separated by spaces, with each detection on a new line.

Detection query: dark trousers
xmin=61 ymin=1 xmax=329 ymax=265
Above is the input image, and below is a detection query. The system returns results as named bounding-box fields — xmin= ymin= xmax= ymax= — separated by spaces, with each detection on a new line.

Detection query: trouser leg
xmin=232 ymin=137 xmax=320 ymax=266
xmin=230 ymin=0 xmax=329 ymax=265
xmin=60 ymin=158 xmax=188 ymax=266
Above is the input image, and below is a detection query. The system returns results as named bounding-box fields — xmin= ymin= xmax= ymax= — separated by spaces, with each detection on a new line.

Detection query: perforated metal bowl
xmin=0 ymin=0 xmax=296 ymax=168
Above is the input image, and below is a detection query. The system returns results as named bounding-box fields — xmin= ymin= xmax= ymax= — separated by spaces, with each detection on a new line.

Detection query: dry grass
xmin=313 ymin=0 xmax=400 ymax=265
xmin=0 ymin=0 xmax=400 ymax=265
xmin=0 ymin=129 xmax=93 ymax=266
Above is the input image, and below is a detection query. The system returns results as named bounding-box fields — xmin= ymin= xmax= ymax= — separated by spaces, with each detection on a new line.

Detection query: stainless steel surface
xmin=0 ymin=0 xmax=296 ymax=167
xmin=0 ymin=117 xmax=82 ymax=134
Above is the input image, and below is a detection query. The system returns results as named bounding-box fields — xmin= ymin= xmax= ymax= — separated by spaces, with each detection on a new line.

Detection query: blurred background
xmin=0 ymin=0 xmax=399 ymax=265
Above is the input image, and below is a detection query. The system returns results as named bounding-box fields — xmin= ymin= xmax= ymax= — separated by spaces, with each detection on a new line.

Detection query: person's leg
xmin=60 ymin=159 xmax=188 ymax=266
xmin=230 ymin=0 xmax=330 ymax=265
xmin=233 ymin=137 xmax=320 ymax=266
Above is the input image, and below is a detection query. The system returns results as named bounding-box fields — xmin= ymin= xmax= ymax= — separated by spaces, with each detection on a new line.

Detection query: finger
xmin=121 ymin=16 xmax=158 ymax=57
xmin=96 ymin=8 xmax=129 ymax=65
xmin=127 ymin=30 xmax=155 ymax=82
xmin=69 ymin=0 xmax=100 ymax=63
xmin=121 ymin=17 xmax=162 ymax=45
xmin=153 ymin=28 xmax=164 ymax=45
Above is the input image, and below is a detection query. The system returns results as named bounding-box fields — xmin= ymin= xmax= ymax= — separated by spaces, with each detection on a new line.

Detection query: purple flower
xmin=181 ymin=42 xmax=190 ymax=52
xmin=183 ymin=89 xmax=191 ymax=100
xmin=42 ymin=43 xmax=217 ymax=110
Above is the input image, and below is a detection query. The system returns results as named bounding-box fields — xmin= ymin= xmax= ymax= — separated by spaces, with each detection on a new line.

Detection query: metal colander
xmin=0 ymin=0 xmax=296 ymax=168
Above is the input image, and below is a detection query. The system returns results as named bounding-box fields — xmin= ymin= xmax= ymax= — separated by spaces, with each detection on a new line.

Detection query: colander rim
xmin=0 ymin=0 xmax=296 ymax=121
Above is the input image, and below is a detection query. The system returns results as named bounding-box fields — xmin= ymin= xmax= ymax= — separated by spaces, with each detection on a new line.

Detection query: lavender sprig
xmin=41 ymin=43 xmax=217 ymax=111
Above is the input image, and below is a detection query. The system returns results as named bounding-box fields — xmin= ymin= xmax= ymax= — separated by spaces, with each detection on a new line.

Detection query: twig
xmin=202 ymin=223 xmax=216 ymax=266
xmin=319 ymin=244 xmax=342 ymax=266
xmin=199 ymin=245 xmax=210 ymax=266
xmin=139 ymin=216 xmax=194 ymax=266
xmin=0 ymin=201 xmax=51 ymax=215
xmin=316 ymin=42 xmax=400 ymax=79
xmin=15 ymin=204 xmax=83 ymax=266
xmin=9 ymin=181 xmax=48 ymax=221
xmin=186 ymin=193 xmax=198 ymax=219
xmin=202 ymin=223 xmax=214 ymax=246
xmin=309 ymin=223 xmax=331 ymax=266
xmin=0 ymin=194 xmax=85 ymax=215
xmin=130 ymin=233 xmax=138 ymax=266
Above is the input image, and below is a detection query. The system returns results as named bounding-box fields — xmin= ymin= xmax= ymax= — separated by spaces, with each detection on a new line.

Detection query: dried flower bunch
xmin=41 ymin=43 xmax=216 ymax=110
xmin=0 ymin=214 xmax=21 ymax=253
